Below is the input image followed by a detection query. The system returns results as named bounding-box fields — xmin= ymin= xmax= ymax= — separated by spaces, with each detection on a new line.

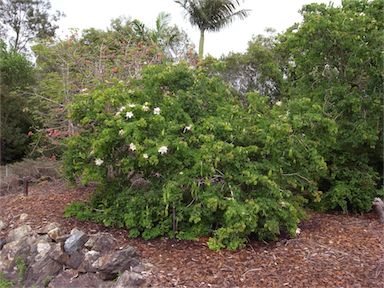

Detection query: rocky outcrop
xmin=373 ymin=197 xmax=384 ymax=223
xmin=0 ymin=218 xmax=7 ymax=230
xmin=0 ymin=224 xmax=151 ymax=288
xmin=64 ymin=228 xmax=89 ymax=255
xmin=85 ymin=232 xmax=117 ymax=253
xmin=93 ymin=246 xmax=140 ymax=280
xmin=5 ymin=224 xmax=32 ymax=242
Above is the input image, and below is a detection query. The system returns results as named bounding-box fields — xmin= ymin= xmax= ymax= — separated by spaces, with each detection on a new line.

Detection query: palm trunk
xmin=198 ymin=29 xmax=205 ymax=60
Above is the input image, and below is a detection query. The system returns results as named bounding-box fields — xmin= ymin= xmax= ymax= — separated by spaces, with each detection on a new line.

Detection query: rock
xmin=113 ymin=271 xmax=146 ymax=288
xmin=35 ymin=241 xmax=52 ymax=262
xmin=24 ymin=253 xmax=62 ymax=287
xmin=39 ymin=222 xmax=61 ymax=235
xmin=55 ymin=234 xmax=70 ymax=243
xmin=0 ymin=236 xmax=32 ymax=272
xmin=6 ymin=225 xmax=32 ymax=242
xmin=92 ymin=246 xmax=140 ymax=280
xmin=50 ymin=239 xmax=84 ymax=269
xmin=0 ymin=238 xmax=6 ymax=250
xmin=48 ymin=243 xmax=69 ymax=265
xmin=78 ymin=250 xmax=100 ymax=273
xmin=19 ymin=213 xmax=28 ymax=222
xmin=0 ymin=224 xmax=146 ymax=288
xmin=64 ymin=228 xmax=89 ymax=255
xmin=373 ymin=197 xmax=384 ymax=223
xmin=85 ymin=232 xmax=117 ymax=253
xmin=37 ymin=242 xmax=51 ymax=254
xmin=66 ymin=250 xmax=85 ymax=269
xmin=48 ymin=227 xmax=61 ymax=241
xmin=48 ymin=269 xmax=112 ymax=288
xmin=0 ymin=219 xmax=7 ymax=230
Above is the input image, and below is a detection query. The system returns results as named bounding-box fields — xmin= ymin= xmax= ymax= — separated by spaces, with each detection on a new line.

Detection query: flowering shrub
xmin=64 ymin=63 xmax=336 ymax=250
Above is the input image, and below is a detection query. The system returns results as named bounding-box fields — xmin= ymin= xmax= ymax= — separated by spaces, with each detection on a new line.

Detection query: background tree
xmin=277 ymin=0 xmax=384 ymax=212
xmin=175 ymin=0 xmax=249 ymax=59
xmin=202 ymin=29 xmax=283 ymax=101
xmin=0 ymin=40 xmax=35 ymax=164
xmin=27 ymin=15 xmax=196 ymax=159
xmin=0 ymin=0 xmax=63 ymax=51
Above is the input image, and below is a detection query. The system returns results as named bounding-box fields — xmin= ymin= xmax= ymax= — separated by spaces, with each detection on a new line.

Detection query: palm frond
xmin=174 ymin=0 xmax=250 ymax=31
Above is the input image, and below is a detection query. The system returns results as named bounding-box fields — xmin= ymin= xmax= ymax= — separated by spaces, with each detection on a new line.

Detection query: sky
xmin=49 ymin=0 xmax=341 ymax=58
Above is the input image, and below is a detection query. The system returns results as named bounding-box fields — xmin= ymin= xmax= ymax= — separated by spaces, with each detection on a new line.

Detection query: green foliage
xmin=0 ymin=272 xmax=13 ymax=288
xmin=175 ymin=0 xmax=250 ymax=58
xmin=202 ymin=30 xmax=283 ymax=98
xmin=0 ymin=41 xmax=34 ymax=164
xmin=43 ymin=276 xmax=53 ymax=288
xmin=0 ymin=0 xmax=62 ymax=51
xmin=15 ymin=257 xmax=27 ymax=283
xmin=27 ymin=16 xmax=196 ymax=159
xmin=64 ymin=63 xmax=336 ymax=249
xmin=277 ymin=0 xmax=384 ymax=212
xmin=0 ymin=41 xmax=34 ymax=89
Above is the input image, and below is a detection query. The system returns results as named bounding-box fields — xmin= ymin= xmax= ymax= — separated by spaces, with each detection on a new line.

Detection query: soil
xmin=1 ymin=180 xmax=383 ymax=287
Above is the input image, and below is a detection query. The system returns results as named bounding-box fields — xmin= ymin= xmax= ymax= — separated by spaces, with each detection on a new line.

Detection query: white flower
xmin=158 ymin=146 xmax=168 ymax=155
xmin=275 ymin=101 xmax=282 ymax=106
xmin=115 ymin=111 xmax=121 ymax=116
xmin=129 ymin=143 xmax=136 ymax=151
xmin=80 ymin=88 xmax=88 ymax=92
xmin=119 ymin=129 xmax=125 ymax=136
xmin=288 ymin=59 xmax=296 ymax=68
xmin=183 ymin=125 xmax=192 ymax=133
xmin=296 ymin=228 xmax=301 ymax=235
xmin=95 ymin=158 xmax=104 ymax=166
xmin=143 ymin=153 xmax=149 ymax=159
xmin=280 ymin=201 xmax=288 ymax=207
xmin=153 ymin=107 xmax=161 ymax=115
xmin=126 ymin=111 xmax=134 ymax=119
xmin=142 ymin=105 xmax=150 ymax=112
xmin=128 ymin=104 xmax=136 ymax=108
xmin=119 ymin=106 xmax=126 ymax=112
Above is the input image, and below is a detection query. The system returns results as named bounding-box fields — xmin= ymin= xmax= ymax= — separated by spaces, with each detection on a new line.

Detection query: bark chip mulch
xmin=0 ymin=181 xmax=383 ymax=287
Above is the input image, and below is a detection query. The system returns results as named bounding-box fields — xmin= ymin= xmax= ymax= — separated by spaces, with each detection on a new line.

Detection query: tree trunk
xmin=14 ymin=27 xmax=20 ymax=51
xmin=198 ymin=29 xmax=205 ymax=60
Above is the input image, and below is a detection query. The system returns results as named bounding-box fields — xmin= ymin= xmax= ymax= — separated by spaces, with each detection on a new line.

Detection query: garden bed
xmin=0 ymin=181 xmax=383 ymax=287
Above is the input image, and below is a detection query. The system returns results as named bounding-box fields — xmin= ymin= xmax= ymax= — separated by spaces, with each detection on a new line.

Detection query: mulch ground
xmin=0 ymin=181 xmax=383 ymax=287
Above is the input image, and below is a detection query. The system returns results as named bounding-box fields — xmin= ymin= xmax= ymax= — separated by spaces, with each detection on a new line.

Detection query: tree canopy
xmin=0 ymin=0 xmax=62 ymax=51
xmin=278 ymin=0 xmax=384 ymax=211
xmin=0 ymin=40 xmax=35 ymax=163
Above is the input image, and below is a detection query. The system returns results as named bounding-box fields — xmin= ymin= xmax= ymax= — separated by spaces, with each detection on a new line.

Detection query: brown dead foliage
xmin=0 ymin=181 xmax=383 ymax=287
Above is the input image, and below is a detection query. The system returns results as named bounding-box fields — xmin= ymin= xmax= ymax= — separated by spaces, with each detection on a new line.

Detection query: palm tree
xmin=175 ymin=0 xmax=250 ymax=59
xmin=151 ymin=12 xmax=179 ymax=47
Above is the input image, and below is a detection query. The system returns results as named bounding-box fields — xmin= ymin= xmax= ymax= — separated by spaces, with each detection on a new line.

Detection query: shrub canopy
xmin=64 ymin=64 xmax=336 ymax=249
